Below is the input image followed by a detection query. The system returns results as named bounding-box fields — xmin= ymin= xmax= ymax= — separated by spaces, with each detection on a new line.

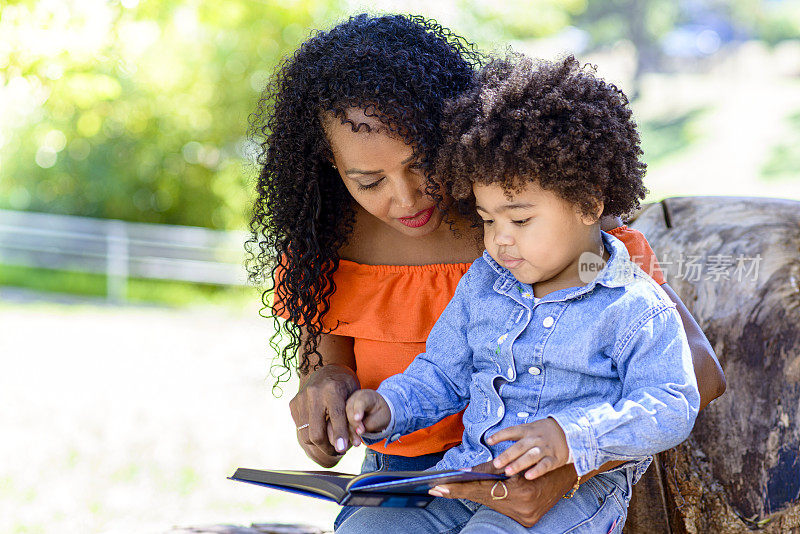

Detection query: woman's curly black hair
xmin=434 ymin=54 xmax=647 ymax=219
xmin=245 ymin=13 xmax=482 ymax=388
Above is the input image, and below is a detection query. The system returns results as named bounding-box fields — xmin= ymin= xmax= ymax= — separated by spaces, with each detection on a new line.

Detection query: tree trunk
xmin=624 ymin=196 xmax=800 ymax=533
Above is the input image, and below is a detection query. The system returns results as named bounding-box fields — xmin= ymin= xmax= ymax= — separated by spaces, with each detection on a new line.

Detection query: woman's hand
xmin=289 ymin=363 xmax=361 ymax=468
xmin=429 ymin=461 xmax=578 ymax=528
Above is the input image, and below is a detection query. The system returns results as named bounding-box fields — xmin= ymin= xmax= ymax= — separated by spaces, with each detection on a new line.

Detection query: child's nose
xmin=494 ymin=229 xmax=514 ymax=246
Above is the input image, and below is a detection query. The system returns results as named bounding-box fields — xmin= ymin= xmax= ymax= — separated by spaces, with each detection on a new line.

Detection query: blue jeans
xmin=335 ymin=459 xmax=633 ymax=534
xmin=333 ymin=449 xmax=446 ymax=530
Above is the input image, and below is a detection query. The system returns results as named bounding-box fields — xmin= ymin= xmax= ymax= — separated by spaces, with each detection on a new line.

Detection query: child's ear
xmin=579 ymin=198 xmax=604 ymax=226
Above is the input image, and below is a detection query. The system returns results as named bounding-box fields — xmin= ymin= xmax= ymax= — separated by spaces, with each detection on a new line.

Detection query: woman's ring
xmin=296 ymin=423 xmax=310 ymax=431
xmin=490 ymin=480 xmax=508 ymax=500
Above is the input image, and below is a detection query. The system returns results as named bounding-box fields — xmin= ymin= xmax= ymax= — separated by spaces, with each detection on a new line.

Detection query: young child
xmin=338 ymin=55 xmax=700 ymax=534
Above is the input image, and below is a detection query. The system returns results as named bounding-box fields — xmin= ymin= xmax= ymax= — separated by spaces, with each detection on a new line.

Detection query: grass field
xmin=0 ymin=263 xmax=253 ymax=308
xmin=0 ymin=301 xmax=363 ymax=534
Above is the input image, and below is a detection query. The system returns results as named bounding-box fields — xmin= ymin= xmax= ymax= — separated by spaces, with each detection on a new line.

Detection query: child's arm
xmin=361 ymin=266 xmax=477 ymax=442
xmin=346 ymin=389 xmax=392 ymax=436
xmin=549 ymin=302 xmax=701 ymax=477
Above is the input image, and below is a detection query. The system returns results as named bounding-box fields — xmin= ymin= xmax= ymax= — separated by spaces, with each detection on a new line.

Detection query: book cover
xmin=229 ymin=467 xmax=507 ymax=507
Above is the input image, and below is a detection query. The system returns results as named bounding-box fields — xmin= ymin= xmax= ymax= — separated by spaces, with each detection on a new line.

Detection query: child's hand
xmin=487 ymin=417 xmax=570 ymax=480
xmin=345 ymin=389 xmax=391 ymax=436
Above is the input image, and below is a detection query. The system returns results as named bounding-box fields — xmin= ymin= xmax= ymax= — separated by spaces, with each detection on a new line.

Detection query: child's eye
xmin=357 ymin=178 xmax=384 ymax=191
xmin=513 ymin=218 xmax=531 ymax=226
xmin=482 ymin=219 xmax=494 ymax=226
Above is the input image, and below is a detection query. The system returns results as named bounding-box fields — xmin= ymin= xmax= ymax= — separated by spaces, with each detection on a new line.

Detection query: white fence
xmin=0 ymin=209 xmax=249 ymax=301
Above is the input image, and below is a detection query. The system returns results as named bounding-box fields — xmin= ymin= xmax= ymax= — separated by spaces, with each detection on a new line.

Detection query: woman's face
xmin=323 ymin=108 xmax=447 ymax=237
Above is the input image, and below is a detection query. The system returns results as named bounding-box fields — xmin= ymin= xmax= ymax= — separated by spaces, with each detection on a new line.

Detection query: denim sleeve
xmin=551 ymin=304 xmax=700 ymax=476
xmin=372 ymin=267 xmax=475 ymax=443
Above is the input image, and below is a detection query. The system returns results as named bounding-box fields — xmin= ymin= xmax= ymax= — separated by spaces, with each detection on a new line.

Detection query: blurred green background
xmin=1 ymin=2 xmax=799 ymax=533
xmin=2 ymin=0 xmax=799 ymax=304
xmin=2 ymin=0 xmax=799 ymax=230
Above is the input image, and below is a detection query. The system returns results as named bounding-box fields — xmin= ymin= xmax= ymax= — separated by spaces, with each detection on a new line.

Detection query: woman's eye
xmin=357 ymin=178 xmax=384 ymax=191
xmin=513 ymin=218 xmax=531 ymax=226
xmin=482 ymin=219 xmax=493 ymax=226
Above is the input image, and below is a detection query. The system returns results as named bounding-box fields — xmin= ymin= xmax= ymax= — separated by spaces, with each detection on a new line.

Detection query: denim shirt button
xmin=528 ymin=366 xmax=541 ymax=376
xmin=507 ymin=366 xmax=514 ymax=380
xmin=497 ymin=406 xmax=504 ymax=417
xmin=517 ymin=412 xmax=529 ymax=418
xmin=542 ymin=316 xmax=555 ymax=328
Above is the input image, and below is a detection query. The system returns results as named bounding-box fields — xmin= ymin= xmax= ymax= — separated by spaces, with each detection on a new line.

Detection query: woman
xmin=246 ymin=13 xmax=725 ymax=529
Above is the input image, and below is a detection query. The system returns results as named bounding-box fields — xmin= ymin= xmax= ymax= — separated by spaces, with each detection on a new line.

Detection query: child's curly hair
xmin=434 ymin=54 xmax=647 ymax=219
xmin=246 ymin=14 xmax=481 ymax=386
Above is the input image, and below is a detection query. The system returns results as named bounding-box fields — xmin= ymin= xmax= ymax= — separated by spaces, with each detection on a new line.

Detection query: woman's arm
xmin=289 ymin=330 xmax=360 ymax=468
xmin=660 ymin=283 xmax=726 ymax=410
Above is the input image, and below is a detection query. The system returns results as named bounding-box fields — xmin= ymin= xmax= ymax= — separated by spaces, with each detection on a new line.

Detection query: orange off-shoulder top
xmin=274 ymin=226 xmax=666 ymax=457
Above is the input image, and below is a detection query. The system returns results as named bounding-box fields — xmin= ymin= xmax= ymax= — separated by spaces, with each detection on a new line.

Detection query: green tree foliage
xmin=456 ymin=0 xmax=798 ymax=97
xmin=725 ymin=0 xmax=800 ymax=45
xmin=0 ymin=0 xmax=342 ymax=229
xmin=1 ymin=1 xmax=796 ymax=231
xmin=453 ymin=0 xmax=586 ymax=43
xmin=578 ymin=1 xmax=679 ymax=65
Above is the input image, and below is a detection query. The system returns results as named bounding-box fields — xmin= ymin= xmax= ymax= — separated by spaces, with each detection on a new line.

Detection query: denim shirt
xmin=371 ymin=231 xmax=700 ymax=478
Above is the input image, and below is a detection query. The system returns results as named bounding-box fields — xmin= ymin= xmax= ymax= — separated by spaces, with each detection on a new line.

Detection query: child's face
xmin=474 ymin=181 xmax=601 ymax=289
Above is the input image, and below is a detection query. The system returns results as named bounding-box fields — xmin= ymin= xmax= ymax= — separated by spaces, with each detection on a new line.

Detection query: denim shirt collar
xmin=481 ymin=231 xmax=633 ymax=305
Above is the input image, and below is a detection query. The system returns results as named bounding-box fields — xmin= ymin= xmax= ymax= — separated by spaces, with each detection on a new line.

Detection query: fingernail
xmin=336 ymin=438 xmax=346 ymax=452
xmin=435 ymin=486 xmax=449 ymax=495
xmin=428 ymin=490 xmax=442 ymax=497
xmin=493 ymin=460 xmax=501 ymax=468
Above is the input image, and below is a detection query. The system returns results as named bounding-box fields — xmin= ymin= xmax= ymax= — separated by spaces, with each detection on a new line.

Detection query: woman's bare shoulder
xmin=340 ymin=206 xmax=482 ymax=266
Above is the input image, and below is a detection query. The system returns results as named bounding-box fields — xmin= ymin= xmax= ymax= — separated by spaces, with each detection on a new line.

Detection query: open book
xmin=230 ymin=467 xmax=507 ymax=507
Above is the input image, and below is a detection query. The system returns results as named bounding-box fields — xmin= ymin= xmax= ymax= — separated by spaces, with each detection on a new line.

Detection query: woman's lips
xmin=398 ymin=206 xmax=435 ymax=228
